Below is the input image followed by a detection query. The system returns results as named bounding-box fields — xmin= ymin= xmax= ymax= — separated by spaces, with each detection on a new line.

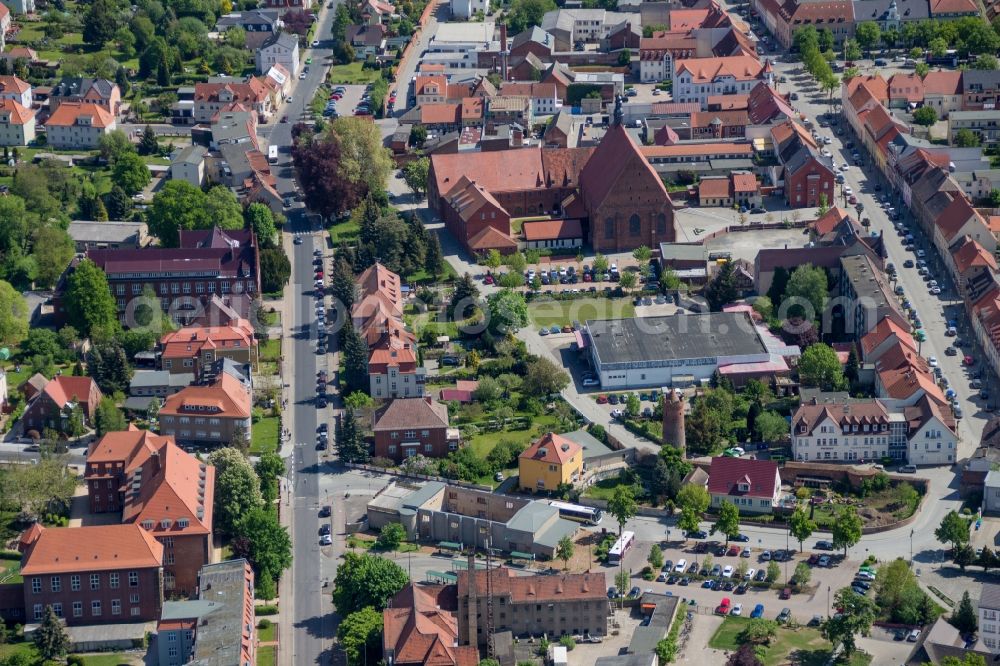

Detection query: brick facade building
xmin=372 ymin=397 xmax=458 ymax=461
xmin=85 ymin=427 xmax=215 ymax=596
xmin=18 ymin=524 xmax=164 ymax=626
xmin=21 ymin=376 xmax=102 ymax=436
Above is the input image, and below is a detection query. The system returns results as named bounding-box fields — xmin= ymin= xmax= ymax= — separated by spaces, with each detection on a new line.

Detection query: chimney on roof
xmin=499 ymin=22 xmax=509 ymax=83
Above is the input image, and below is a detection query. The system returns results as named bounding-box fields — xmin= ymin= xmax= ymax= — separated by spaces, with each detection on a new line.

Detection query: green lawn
xmin=77 ymin=654 xmax=136 ymax=666
xmin=259 ymin=338 xmax=281 ymax=363
xmin=465 ymin=414 xmax=560 ymax=459
xmin=527 ymin=298 xmax=635 ymax=328
xmin=1 ymin=363 xmax=33 ymax=390
xmin=257 ymin=644 xmax=276 ymax=666
xmin=257 ymin=622 xmax=276 ymax=643
xmin=0 ymin=556 xmax=22 ymax=584
xmin=708 ymin=617 xmax=851 ymax=666
xmin=0 ymin=642 xmax=38 ymax=664
xmin=328 ymin=218 xmax=361 ymax=243
xmin=327 ymin=61 xmax=384 ymax=84
xmin=251 ymin=416 xmax=280 ymax=455
xmin=405 ymin=262 xmax=458 ymax=285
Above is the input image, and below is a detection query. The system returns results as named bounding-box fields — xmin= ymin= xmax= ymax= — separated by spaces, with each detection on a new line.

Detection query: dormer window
xmin=737 ymin=482 xmax=749 ymax=492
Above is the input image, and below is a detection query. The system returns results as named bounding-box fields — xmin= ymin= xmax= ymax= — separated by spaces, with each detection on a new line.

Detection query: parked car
xmin=815 ymin=540 xmax=833 ymax=550
xmin=777 ymin=608 xmax=792 ymax=623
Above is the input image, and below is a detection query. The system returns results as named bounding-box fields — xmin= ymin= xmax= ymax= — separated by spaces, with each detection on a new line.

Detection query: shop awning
xmin=437 ymin=541 xmax=461 ymax=551
xmin=510 ymin=551 xmax=534 ymax=561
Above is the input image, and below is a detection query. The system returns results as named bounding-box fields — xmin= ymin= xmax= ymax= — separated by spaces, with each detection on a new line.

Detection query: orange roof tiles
xmin=929 ymin=0 xmax=978 ymax=13
xmin=520 ymin=432 xmax=581 ymax=465
xmin=640 ymin=142 xmax=754 ymax=158
xmin=812 ymin=207 xmax=854 ymax=237
xmin=457 ymin=568 xmax=606 ymax=604
xmin=0 ymin=75 xmax=29 ymax=94
xmin=45 ymin=101 xmax=114 ymax=128
xmin=160 ymin=372 xmax=251 ymax=419
xmin=383 ymin=584 xmax=479 ymax=666
xmin=922 ymin=71 xmax=962 ymax=96
xmin=42 ymin=376 xmax=101 ymax=410
xmin=579 ymin=123 xmax=670 ymax=215
xmin=861 ymin=316 xmax=917 ymax=357
xmin=522 ymin=219 xmax=583 ymax=241
xmin=21 ymin=524 xmax=163 ymax=575
xmin=674 ymin=55 xmax=765 ymax=84
xmin=698 ymin=177 xmax=731 ymax=199
xmin=420 ymin=103 xmax=460 ymax=125
xmin=468 ymin=225 xmax=517 ymax=251
xmin=936 ymin=196 xmax=983 ymax=242
xmin=159 ymin=323 xmax=255 ymax=360
xmin=952 ymin=236 xmax=998 ymax=274
xmin=888 ymin=73 xmax=925 ymax=104
xmin=732 ymin=172 xmax=757 ymax=193
xmin=194 ymin=79 xmax=270 ymax=105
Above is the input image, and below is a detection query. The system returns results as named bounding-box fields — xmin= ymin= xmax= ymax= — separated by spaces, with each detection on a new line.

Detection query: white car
xmin=744 ymin=568 xmax=756 ymax=580
xmin=582 ymin=378 xmax=600 ymax=387
xmin=841 ymin=164 xmax=850 ymax=171
xmin=311 ymin=40 xmax=320 ymax=47
xmin=320 ymin=534 xmax=332 ymax=546
xmin=821 ymin=148 xmax=832 ymax=157
xmin=928 ymin=357 xmax=938 ymax=368
xmin=929 ymin=287 xmax=941 ymax=295
xmin=722 ymin=565 xmax=734 ymax=578
xmin=299 ymin=72 xmax=307 ymax=79
xmin=731 ymin=603 xmax=743 ymax=616
xmin=843 ymin=186 xmax=853 ymax=195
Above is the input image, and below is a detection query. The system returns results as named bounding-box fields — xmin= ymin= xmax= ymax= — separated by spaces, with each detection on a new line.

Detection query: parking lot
xmin=315 ymin=83 xmax=370 ymax=121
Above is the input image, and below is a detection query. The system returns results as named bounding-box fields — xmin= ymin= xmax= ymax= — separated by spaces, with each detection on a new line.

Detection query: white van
xmin=674 ymin=558 xmax=687 ymax=572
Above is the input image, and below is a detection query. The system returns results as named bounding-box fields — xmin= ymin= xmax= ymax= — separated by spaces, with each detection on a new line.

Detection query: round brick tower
xmin=662 ymin=389 xmax=686 ymax=456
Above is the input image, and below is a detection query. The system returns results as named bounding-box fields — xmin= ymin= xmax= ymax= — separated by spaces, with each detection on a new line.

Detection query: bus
xmin=548 ymin=501 xmax=604 ymax=526
xmin=608 ymin=531 xmax=634 ymax=563
xmin=267 ymin=145 xmax=279 ymax=164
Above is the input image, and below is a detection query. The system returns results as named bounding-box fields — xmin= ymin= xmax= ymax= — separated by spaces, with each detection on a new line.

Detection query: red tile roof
xmin=707 ymin=457 xmax=779 ymax=499
xmin=861 ymin=316 xmax=917 ymax=358
xmin=383 ymin=584 xmax=479 ymax=666
xmin=640 ymin=142 xmax=753 ymax=159
xmin=888 ymin=73 xmax=925 ymax=104
xmin=732 ymin=172 xmax=757 ymax=193
xmin=194 ymin=79 xmax=270 ymax=105
xmin=922 ymin=71 xmax=962 ymax=96
xmin=698 ymin=177 xmax=730 ymax=199
xmin=812 ymin=206 xmax=854 ymax=237
xmin=936 ymin=196 xmax=983 ymax=243
xmin=159 ymin=372 xmax=251 ymax=419
xmin=520 ymin=432 xmax=582 ymax=465
xmin=21 ymin=524 xmax=163 ymax=575
xmin=160 ymin=323 xmax=255 ymax=360
xmin=579 ymin=123 xmax=671 ymax=215
xmin=929 ymin=0 xmax=978 ymax=14
xmin=675 ymin=55 xmax=765 ymax=84
xmin=0 ymin=75 xmax=30 ymax=94
xmin=420 ymin=103 xmax=461 ymax=125
xmin=373 ymin=397 xmax=450 ymax=431
xmin=45 ymin=101 xmax=115 ymax=128
xmin=746 ymin=82 xmax=795 ymax=124
xmin=793 ymin=398 xmax=891 ymax=435
xmin=467 ymin=225 xmax=517 ymax=251
xmin=457 ymin=567 xmax=606 ymax=603
xmin=522 ymin=219 xmax=583 ymax=241
xmin=706 ymin=94 xmax=749 ymax=110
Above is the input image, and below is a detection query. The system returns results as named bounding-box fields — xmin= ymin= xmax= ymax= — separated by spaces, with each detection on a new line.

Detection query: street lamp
xmin=909 ymin=529 xmax=914 ymax=565
xmin=827 ymin=585 xmax=831 ymax=618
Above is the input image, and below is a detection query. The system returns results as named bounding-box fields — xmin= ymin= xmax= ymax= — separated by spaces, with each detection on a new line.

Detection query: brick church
xmin=427 ymin=100 xmax=675 ymax=254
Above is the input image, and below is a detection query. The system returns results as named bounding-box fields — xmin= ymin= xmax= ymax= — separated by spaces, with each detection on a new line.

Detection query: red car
xmin=483 ymin=275 xmax=494 ymax=285
xmin=807 ymin=554 xmax=819 ymax=565
xmin=964 ymin=356 xmax=976 ymax=366
xmin=715 ymin=598 xmax=731 ymax=615
xmin=596 ymin=395 xmax=608 ymax=404
xmin=727 ymin=545 xmax=740 ymax=557
xmin=848 ymin=195 xmax=858 ymax=204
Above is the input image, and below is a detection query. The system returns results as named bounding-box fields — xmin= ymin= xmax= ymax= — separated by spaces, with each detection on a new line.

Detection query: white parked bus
xmin=608 ymin=531 xmax=635 ymax=563
xmin=548 ymin=501 xmax=604 ymax=525
xmin=267 ymin=145 xmax=279 ymax=164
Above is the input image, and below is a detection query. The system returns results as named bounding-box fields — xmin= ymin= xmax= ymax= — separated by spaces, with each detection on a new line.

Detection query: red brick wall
xmin=22 ymin=566 xmax=162 ymax=626
xmin=442 ymin=199 xmax=512 ymax=253
xmin=374 ymin=426 xmax=450 ymax=461
xmin=588 ymin=155 xmax=675 ymax=252
xmin=161 ymin=533 xmax=210 ymax=598
xmin=786 ymin=160 xmax=835 ymax=208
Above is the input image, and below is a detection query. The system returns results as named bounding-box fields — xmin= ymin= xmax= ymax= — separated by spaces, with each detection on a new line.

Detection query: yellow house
xmin=518 ymin=432 xmax=584 ymax=492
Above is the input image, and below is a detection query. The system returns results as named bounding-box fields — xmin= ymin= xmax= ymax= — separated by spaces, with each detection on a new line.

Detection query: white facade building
xmin=255 ymin=32 xmax=300 ymax=75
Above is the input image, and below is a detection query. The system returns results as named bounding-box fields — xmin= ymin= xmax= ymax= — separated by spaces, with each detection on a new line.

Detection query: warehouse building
xmin=584 ymin=312 xmax=780 ymax=390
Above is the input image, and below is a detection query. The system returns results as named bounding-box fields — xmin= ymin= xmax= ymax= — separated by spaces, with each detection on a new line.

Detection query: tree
xmin=403 ymin=157 xmax=430 ymax=197
xmin=912 ymin=106 xmax=938 ymax=127
xmin=941 ymin=656 xmax=987 ymax=666
xmin=260 ymin=248 xmax=292 ymax=293
xmin=798 ymin=343 xmax=845 ymax=390
xmin=633 ymin=245 xmax=652 ymax=263
xmin=955 ymin=128 xmax=981 ymax=147
xmin=678 ymin=506 xmax=701 ymax=537
xmin=739 ymin=618 xmax=778 ymax=646
xmin=340 ymin=326 xmax=369 ymax=396
xmin=209 ymin=448 xmax=264 ymax=535
xmin=619 ymin=270 xmax=638 ymax=294
xmin=408 ymin=124 xmax=428 ymax=148
xmin=608 ymin=486 xmax=637 ymax=537
xmin=0 ymin=457 xmax=77 ymax=520
xmin=231 ymin=507 xmax=292 ymax=582
xmin=486 ymin=289 xmax=528 ymax=333
xmin=22 ymin=328 xmax=65 ymax=363
xmin=951 ymin=591 xmax=978 ymax=634
xmin=712 ymin=500 xmax=740 ymax=544
xmin=793 ymin=561 xmax=812 ymax=586
xmin=204 ymin=187 xmax=245 ymax=230
xmin=138 ymin=125 xmax=159 ymax=156
xmin=648 ymin=544 xmax=664 ymax=569
xmin=335 ymin=409 xmax=369 ymax=464
xmin=626 ymin=392 xmax=641 ymax=418
xmin=929 ymin=37 xmax=948 ymax=57
xmin=766 ymin=561 xmax=780 ymax=582
xmin=88 ymin=341 xmax=132 ymax=395
xmin=83 ymin=0 xmax=120 ymax=47
xmin=831 ymin=506 xmax=863 ymax=556
xmin=450 ymin=273 xmax=480 ymax=318
xmin=844 ymin=39 xmax=862 ymax=61
xmin=954 ymin=544 xmax=976 ymax=571
xmin=935 ymin=510 xmax=970 ymax=551
xmin=33 ymin=606 xmax=69 ymax=660
xmin=677 ymin=484 xmax=710 ymax=516
xmin=0 ymin=279 xmax=28 ymax=345
xmin=593 ymin=253 xmax=609 ymax=274
xmin=65 ymin=260 xmax=119 ymax=338
xmin=767 ymin=266 xmax=790 ymax=305
xmin=784 ymin=264 xmax=827 ymax=321
xmin=292 ymin=119 xmax=392 ymax=217
xmin=244 ymin=203 xmax=278 ymax=248
xmin=823 ymin=588 xmax=876 ymax=656
xmin=727 ymin=643 xmax=764 ymax=666
xmin=523 ymin=356 xmax=570 ymax=395
xmin=330 ymin=257 xmax=356 ymax=311
xmin=98 ymin=130 xmax=134 ymax=164
xmin=706 ymin=261 xmax=738 ymax=311
xmin=977 ymin=546 xmax=998 ymax=572
xmin=788 ymin=506 xmax=817 ymax=553
xmin=376 ymin=522 xmax=406 ymax=551
xmin=338 ymin=607 xmax=383 ymax=666
xmin=855 ymin=21 xmax=882 ymax=54
xmin=113 ymin=151 xmax=152 ymax=195
xmin=425 ymin=233 xmax=444 ymax=277
xmin=660 ymin=267 xmax=681 ymax=292
xmin=147 ymin=181 xmax=209 ymax=246
xmin=94 ymin=397 xmax=126 ymax=436
xmin=104 ymin=184 xmax=133 ymax=220
xmin=256 ymin=570 xmax=277 ymax=601
xmin=507 ymin=0 xmax=557 ymax=33
xmin=557 ymin=535 xmax=575 ymax=569
xmin=914 ymin=62 xmax=930 ymax=77
xmin=818 ymin=28 xmax=834 ymax=52
xmin=31 ymin=226 xmax=76 ymax=289
xmin=755 ymin=411 xmax=787 ymax=442
xmin=973 ymin=54 xmax=999 ymax=70
xmin=333 ymin=552 xmax=409 ymax=615
xmin=484 ymin=249 xmax=503 ymax=273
